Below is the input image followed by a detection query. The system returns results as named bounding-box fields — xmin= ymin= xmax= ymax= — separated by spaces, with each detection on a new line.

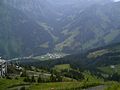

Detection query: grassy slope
xmin=98 ymin=64 xmax=120 ymax=75
xmin=0 ymin=78 xmax=103 ymax=90
xmin=0 ymin=70 xmax=104 ymax=90
xmin=29 ymin=71 xmax=104 ymax=90
xmin=53 ymin=64 xmax=71 ymax=72
xmin=29 ymin=82 xmax=82 ymax=90
xmin=29 ymin=82 xmax=102 ymax=90
xmin=0 ymin=78 xmax=25 ymax=90
xmin=105 ymin=82 xmax=120 ymax=90
xmin=87 ymin=43 xmax=120 ymax=75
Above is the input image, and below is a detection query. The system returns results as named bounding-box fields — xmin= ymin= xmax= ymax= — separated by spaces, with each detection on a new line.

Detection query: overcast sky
xmin=114 ymin=0 xmax=120 ymax=2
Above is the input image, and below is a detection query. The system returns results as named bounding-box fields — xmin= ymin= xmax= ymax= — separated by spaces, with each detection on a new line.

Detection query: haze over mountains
xmin=0 ymin=0 xmax=120 ymax=59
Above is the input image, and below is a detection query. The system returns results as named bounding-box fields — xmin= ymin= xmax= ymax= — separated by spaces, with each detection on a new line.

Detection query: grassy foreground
xmin=0 ymin=78 xmax=25 ymax=90
xmin=0 ymin=78 xmax=102 ymax=90
xmin=29 ymin=82 xmax=101 ymax=90
xmin=105 ymin=82 xmax=120 ymax=90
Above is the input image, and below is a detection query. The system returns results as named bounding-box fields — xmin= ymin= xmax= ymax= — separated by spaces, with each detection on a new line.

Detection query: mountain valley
xmin=0 ymin=0 xmax=120 ymax=59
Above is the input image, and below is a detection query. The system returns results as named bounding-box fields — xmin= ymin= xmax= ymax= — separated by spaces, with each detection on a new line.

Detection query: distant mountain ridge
xmin=60 ymin=1 xmax=120 ymax=53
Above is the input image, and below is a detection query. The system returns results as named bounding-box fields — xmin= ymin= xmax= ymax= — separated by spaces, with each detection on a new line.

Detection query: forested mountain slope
xmin=0 ymin=0 xmax=120 ymax=58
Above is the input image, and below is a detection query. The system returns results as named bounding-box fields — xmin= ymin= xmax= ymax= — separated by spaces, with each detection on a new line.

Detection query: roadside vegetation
xmin=105 ymin=82 xmax=120 ymax=90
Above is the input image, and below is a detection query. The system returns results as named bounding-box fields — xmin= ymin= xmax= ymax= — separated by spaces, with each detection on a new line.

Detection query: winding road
xmin=83 ymin=85 xmax=106 ymax=90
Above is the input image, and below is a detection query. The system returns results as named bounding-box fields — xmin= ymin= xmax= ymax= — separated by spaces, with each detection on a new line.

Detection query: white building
xmin=0 ymin=59 xmax=7 ymax=76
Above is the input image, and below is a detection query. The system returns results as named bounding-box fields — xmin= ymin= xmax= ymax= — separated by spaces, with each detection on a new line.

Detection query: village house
xmin=0 ymin=59 xmax=7 ymax=76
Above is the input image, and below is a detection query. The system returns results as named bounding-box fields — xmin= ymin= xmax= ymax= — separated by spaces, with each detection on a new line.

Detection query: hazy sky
xmin=114 ymin=0 xmax=120 ymax=2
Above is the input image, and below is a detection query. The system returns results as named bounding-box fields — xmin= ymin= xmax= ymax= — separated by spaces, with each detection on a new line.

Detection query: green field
xmin=53 ymin=64 xmax=71 ymax=72
xmin=0 ymin=78 xmax=26 ymax=90
xmin=98 ymin=64 xmax=120 ymax=75
xmin=87 ymin=49 xmax=109 ymax=59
